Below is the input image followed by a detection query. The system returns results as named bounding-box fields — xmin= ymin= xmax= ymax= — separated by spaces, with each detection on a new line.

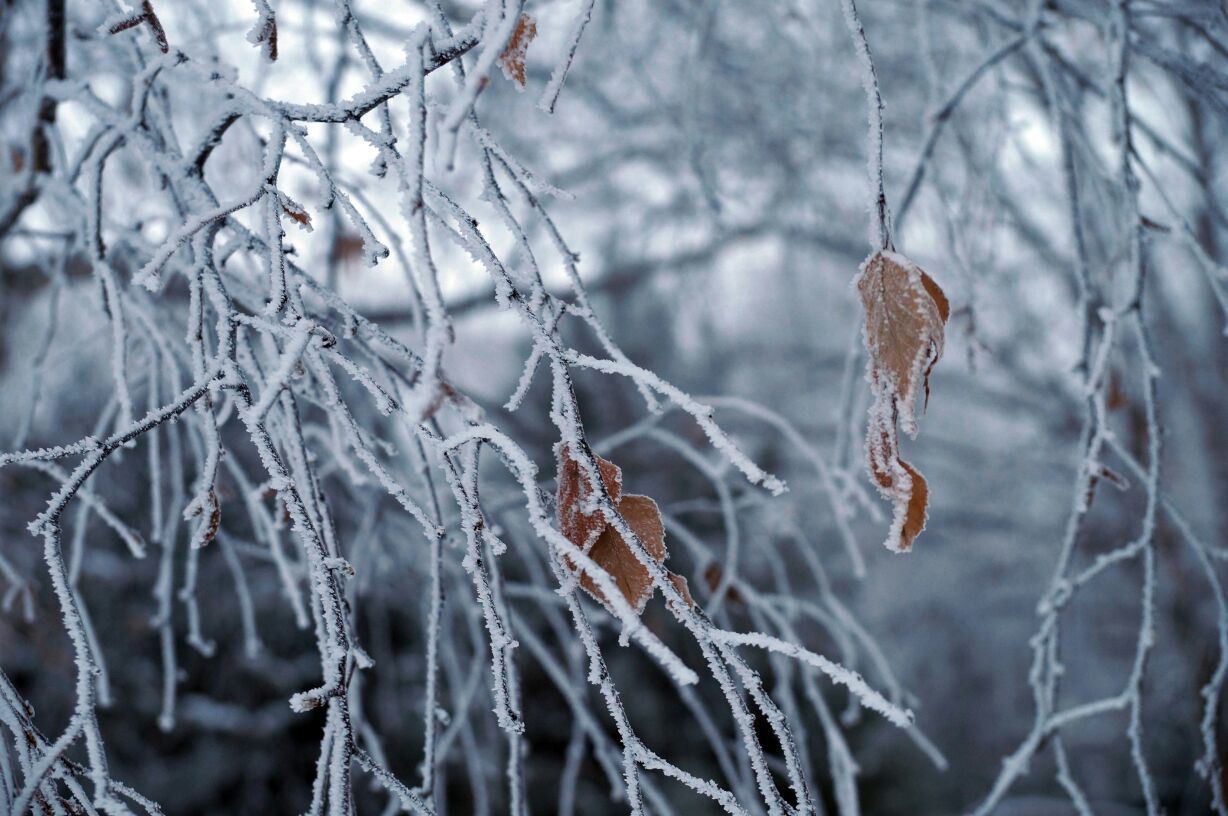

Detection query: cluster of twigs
xmin=0 ymin=1 xmax=936 ymax=814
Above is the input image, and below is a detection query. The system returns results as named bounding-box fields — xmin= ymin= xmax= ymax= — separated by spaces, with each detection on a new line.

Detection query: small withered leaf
xmin=204 ymin=502 xmax=221 ymax=546
xmin=186 ymin=489 xmax=222 ymax=548
xmin=246 ymin=14 xmax=278 ymax=62
xmin=666 ymin=571 xmax=694 ymax=611
xmin=557 ymin=446 xmax=677 ymax=614
xmin=857 ymin=250 xmax=948 ymax=552
xmin=497 ymin=13 xmax=537 ymax=89
xmin=261 ymin=18 xmax=279 ymax=62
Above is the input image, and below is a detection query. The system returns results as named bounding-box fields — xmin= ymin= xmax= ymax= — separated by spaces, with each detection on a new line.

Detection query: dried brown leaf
xmin=919 ymin=269 xmax=950 ymax=324
xmin=266 ymin=20 xmax=279 ymax=61
xmin=186 ymin=489 xmax=221 ymax=547
xmin=866 ymin=421 xmax=928 ymax=551
xmin=666 ymin=571 xmax=694 ymax=611
xmin=896 ymin=459 xmax=928 ymax=551
xmin=857 ymin=250 xmax=947 ymax=430
xmin=498 ymin=13 xmax=537 ymax=89
xmin=857 ymin=250 xmax=948 ymax=553
xmin=283 ymin=203 xmax=311 ymax=228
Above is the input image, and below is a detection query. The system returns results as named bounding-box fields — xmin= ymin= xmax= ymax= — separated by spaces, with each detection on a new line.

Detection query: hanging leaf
xmin=498 ymin=13 xmax=537 ymax=89
xmin=857 ymin=250 xmax=947 ymax=432
xmin=855 ymin=250 xmax=948 ymax=552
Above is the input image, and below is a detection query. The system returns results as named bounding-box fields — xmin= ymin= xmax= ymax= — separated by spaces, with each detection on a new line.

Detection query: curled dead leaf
xmin=868 ymin=423 xmax=928 ymax=552
xmin=856 ymin=250 xmax=948 ymax=552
